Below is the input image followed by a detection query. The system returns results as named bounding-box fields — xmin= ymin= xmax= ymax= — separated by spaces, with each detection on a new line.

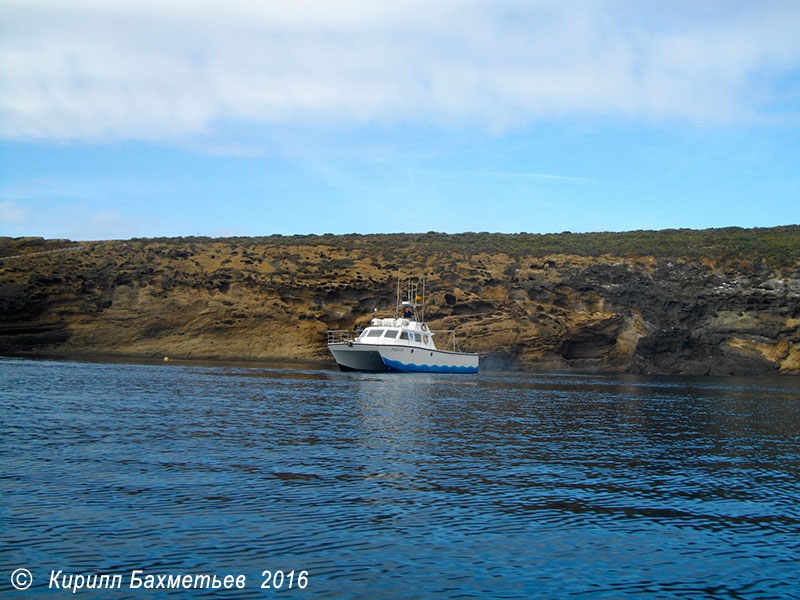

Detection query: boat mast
xmin=394 ymin=277 xmax=428 ymax=323
xmin=422 ymin=276 xmax=426 ymax=323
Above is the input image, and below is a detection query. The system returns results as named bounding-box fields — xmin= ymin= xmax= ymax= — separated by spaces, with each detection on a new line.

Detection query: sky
xmin=1 ymin=0 xmax=800 ymax=240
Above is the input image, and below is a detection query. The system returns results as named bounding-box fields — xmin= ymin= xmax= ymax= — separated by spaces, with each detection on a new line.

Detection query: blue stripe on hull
xmin=382 ymin=357 xmax=479 ymax=374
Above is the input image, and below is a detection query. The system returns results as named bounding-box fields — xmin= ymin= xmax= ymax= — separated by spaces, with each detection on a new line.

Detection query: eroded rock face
xmin=1 ymin=236 xmax=799 ymax=375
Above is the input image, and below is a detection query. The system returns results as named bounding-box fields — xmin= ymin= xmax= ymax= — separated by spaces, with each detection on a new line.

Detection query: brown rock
xmin=1 ymin=231 xmax=799 ymax=375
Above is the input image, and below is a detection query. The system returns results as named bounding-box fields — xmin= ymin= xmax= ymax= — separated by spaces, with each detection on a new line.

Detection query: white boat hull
xmin=328 ymin=343 xmax=387 ymax=372
xmin=328 ymin=342 xmax=479 ymax=374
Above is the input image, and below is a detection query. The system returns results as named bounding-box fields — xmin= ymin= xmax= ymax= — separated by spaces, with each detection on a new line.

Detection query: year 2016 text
xmin=262 ymin=570 xmax=308 ymax=590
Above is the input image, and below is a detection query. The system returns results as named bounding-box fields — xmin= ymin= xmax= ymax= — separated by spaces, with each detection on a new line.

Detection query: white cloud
xmin=2 ymin=0 xmax=799 ymax=141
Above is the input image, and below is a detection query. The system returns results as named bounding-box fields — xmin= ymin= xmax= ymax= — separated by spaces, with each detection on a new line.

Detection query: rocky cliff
xmin=2 ymin=228 xmax=799 ymax=375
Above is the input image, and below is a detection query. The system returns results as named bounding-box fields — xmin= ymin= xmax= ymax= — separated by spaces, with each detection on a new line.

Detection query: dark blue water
xmin=2 ymin=357 xmax=799 ymax=599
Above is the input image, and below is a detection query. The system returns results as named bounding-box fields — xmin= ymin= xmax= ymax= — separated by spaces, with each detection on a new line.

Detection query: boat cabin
xmin=356 ymin=318 xmax=436 ymax=349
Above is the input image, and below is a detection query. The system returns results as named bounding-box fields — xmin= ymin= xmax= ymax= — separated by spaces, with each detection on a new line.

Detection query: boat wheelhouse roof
xmin=367 ymin=317 xmax=430 ymax=331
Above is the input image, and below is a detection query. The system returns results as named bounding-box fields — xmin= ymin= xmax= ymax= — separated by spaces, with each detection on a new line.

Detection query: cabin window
xmin=399 ymin=331 xmax=409 ymax=340
xmin=366 ymin=329 xmax=384 ymax=337
xmin=409 ymin=333 xmax=415 ymax=340
xmin=384 ymin=330 xmax=398 ymax=338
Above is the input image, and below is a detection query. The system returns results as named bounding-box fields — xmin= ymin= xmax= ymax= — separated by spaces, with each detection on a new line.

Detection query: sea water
xmin=2 ymin=357 xmax=799 ymax=598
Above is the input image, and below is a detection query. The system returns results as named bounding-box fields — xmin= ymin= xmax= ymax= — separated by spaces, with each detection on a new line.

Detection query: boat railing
xmin=431 ymin=329 xmax=463 ymax=352
xmin=327 ymin=330 xmax=353 ymax=344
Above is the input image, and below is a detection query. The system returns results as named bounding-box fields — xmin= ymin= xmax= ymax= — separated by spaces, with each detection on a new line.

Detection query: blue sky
xmin=2 ymin=1 xmax=799 ymax=240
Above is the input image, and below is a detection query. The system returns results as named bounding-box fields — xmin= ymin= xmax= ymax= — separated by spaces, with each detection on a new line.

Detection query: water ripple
xmin=2 ymin=358 xmax=800 ymax=598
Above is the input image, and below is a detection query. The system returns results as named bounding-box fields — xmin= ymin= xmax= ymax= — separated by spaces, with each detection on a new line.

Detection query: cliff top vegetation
xmin=140 ymin=225 xmax=800 ymax=267
xmin=3 ymin=225 xmax=799 ymax=267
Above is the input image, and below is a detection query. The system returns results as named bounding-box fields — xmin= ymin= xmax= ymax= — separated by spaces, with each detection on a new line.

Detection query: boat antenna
xmin=422 ymin=276 xmax=426 ymax=323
